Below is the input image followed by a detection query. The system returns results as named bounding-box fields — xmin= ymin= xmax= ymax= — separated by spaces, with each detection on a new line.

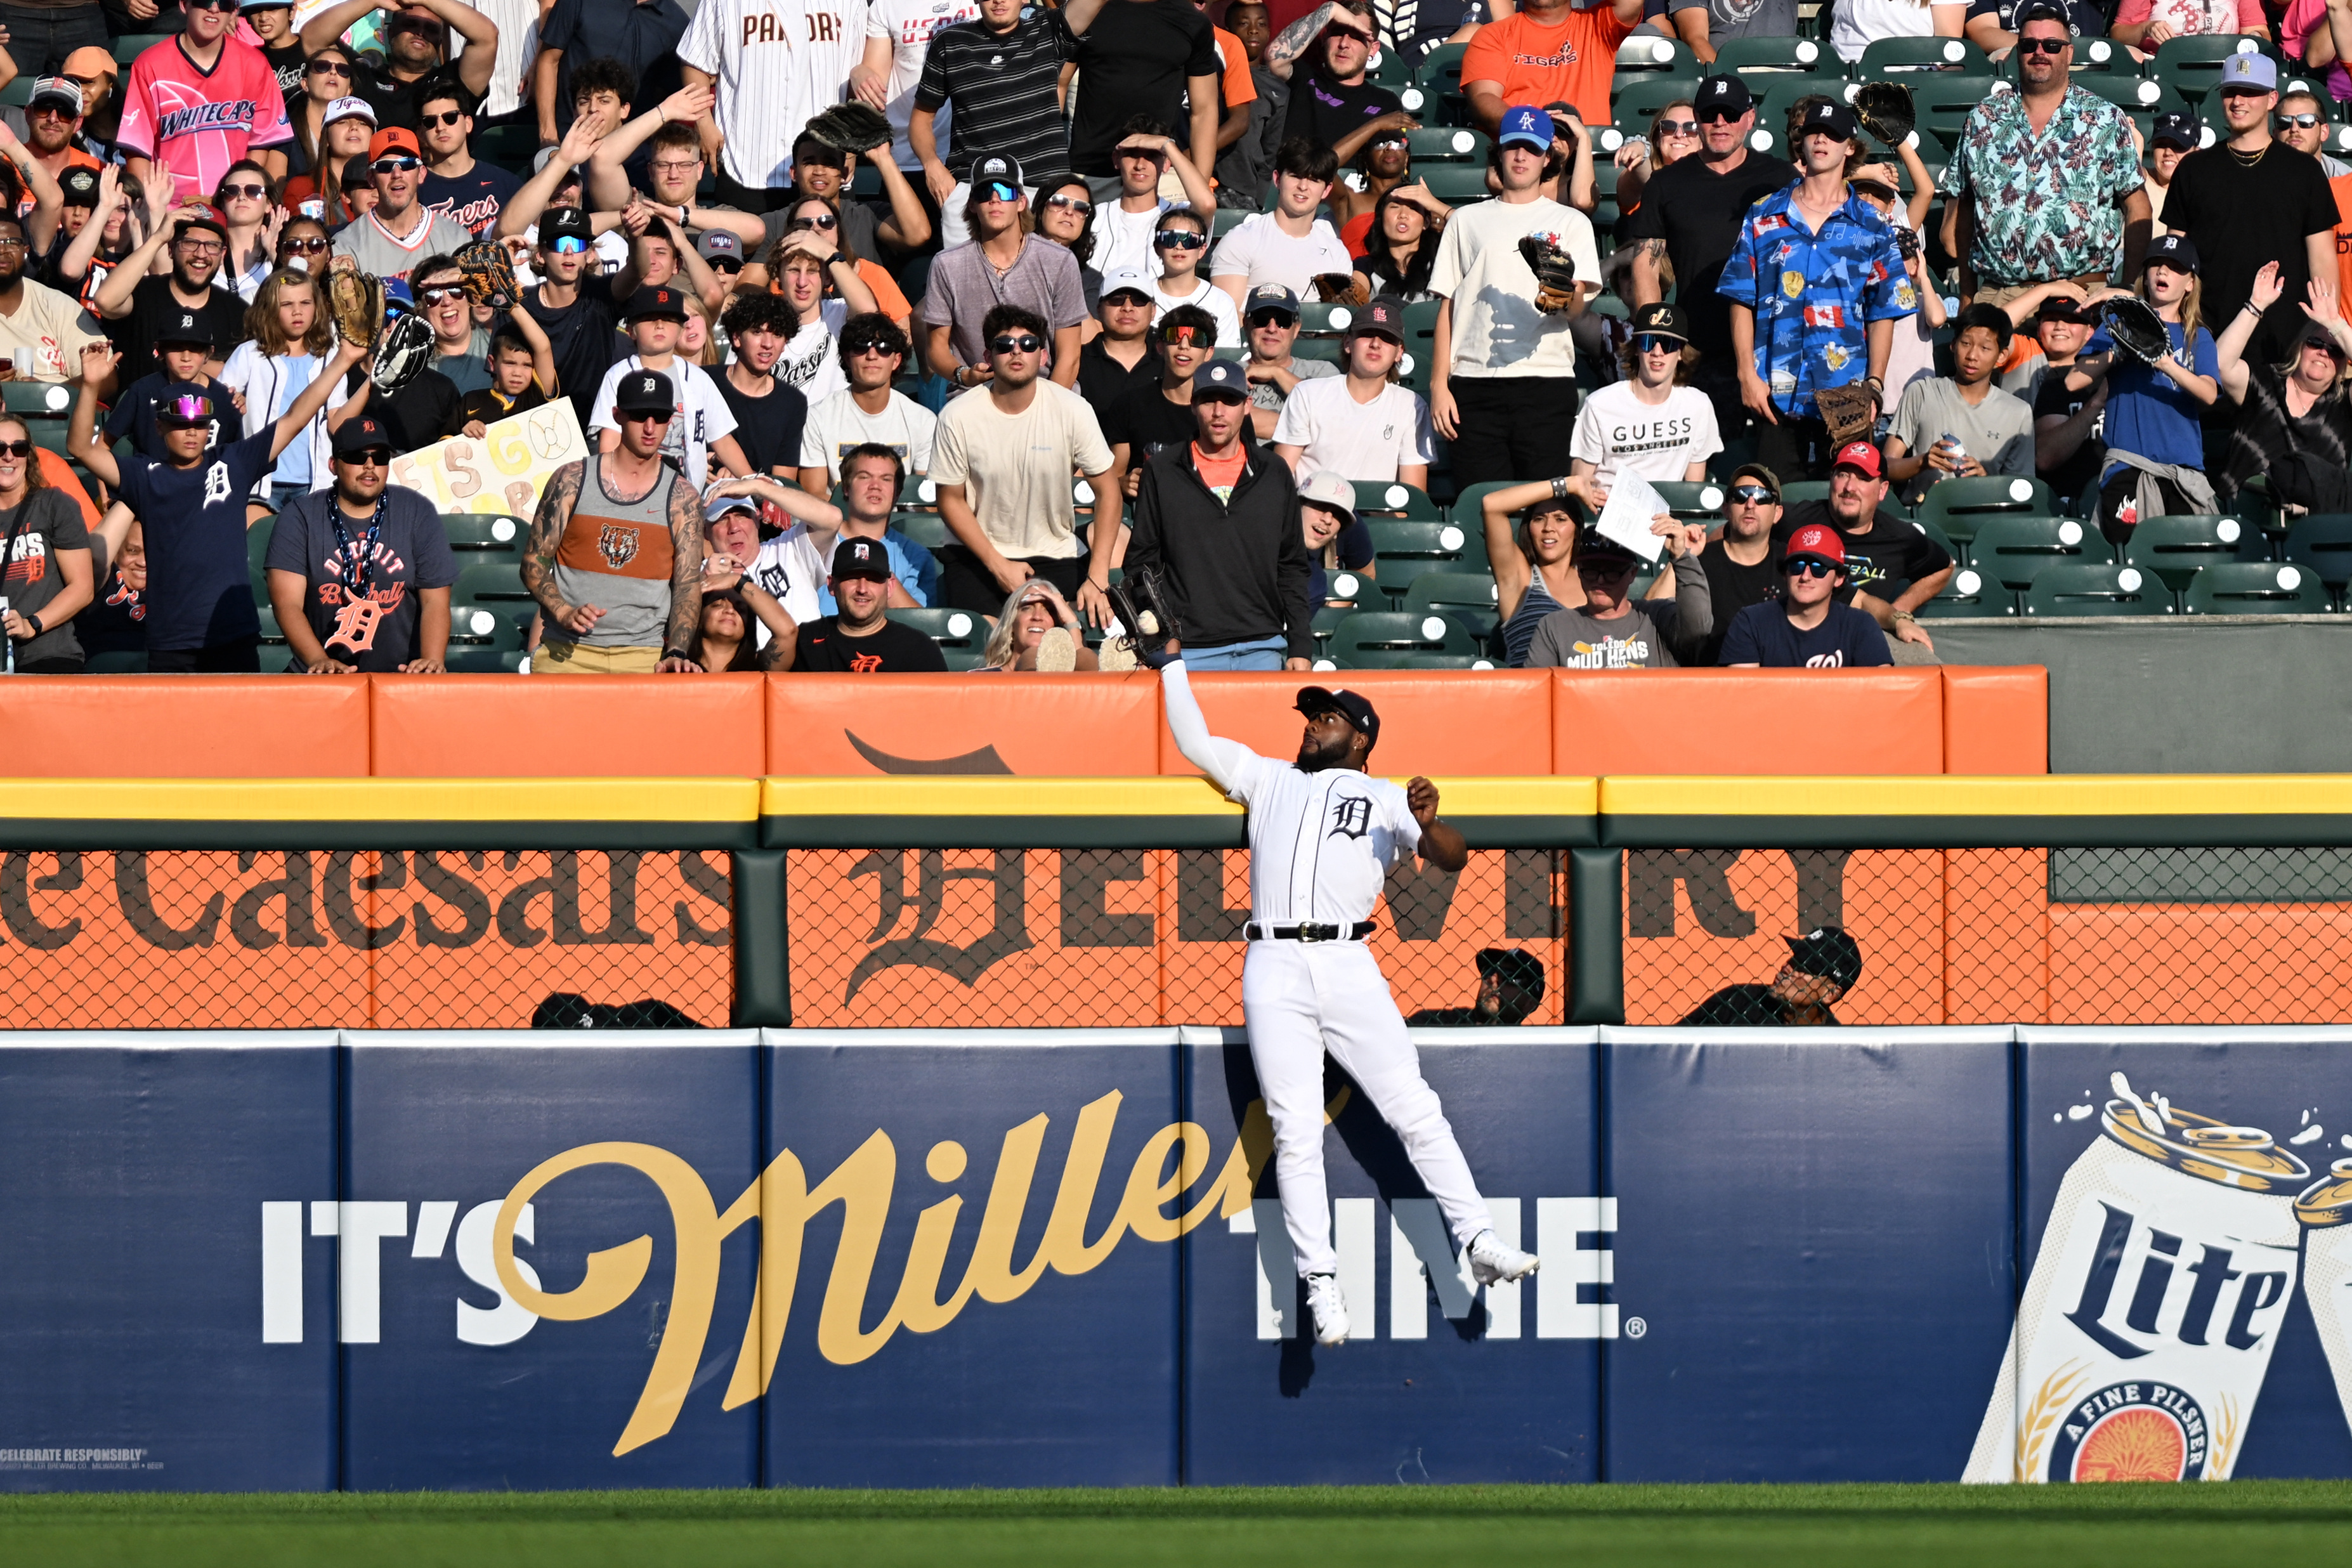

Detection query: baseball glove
xmin=1313 ymin=271 xmax=1368 ymax=306
xmin=802 ymin=100 xmax=894 ymax=156
xmin=1518 ymin=234 xmax=1578 ymax=314
xmin=455 ymin=238 xmax=519 ymax=310
xmin=1855 ymin=81 xmax=1915 ymax=147
xmin=1108 ymin=566 xmax=1182 ymax=670
xmin=2100 ymin=296 xmax=2172 ymax=364
xmin=1813 ymin=380 xmax=1880 ymax=448
xmin=325 ymin=261 xmax=382 ymax=354
xmin=370 ymin=308 xmax=434 ymax=394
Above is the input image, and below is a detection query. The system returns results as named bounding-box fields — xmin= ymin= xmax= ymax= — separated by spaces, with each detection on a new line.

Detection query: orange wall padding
xmin=767 ymin=672 xmax=1164 ymax=775
xmin=1942 ymin=667 xmax=2049 ymax=774
xmin=1158 ymin=670 xmax=1555 ymax=778
xmin=3 ymin=677 xmax=371 ymax=776
xmin=370 ymin=674 xmax=768 ymax=777
xmin=1553 ymin=669 xmax=1949 ymax=776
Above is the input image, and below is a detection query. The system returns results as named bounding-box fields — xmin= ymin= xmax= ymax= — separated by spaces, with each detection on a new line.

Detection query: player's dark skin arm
xmin=1408 ymin=778 xmax=1469 ymax=873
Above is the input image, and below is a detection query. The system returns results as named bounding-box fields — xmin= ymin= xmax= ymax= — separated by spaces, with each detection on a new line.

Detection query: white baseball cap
xmin=1297 ymin=470 xmax=1356 ymax=522
xmin=1099 ymin=266 xmax=1154 ymax=303
xmin=324 ymin=96 xmax=377 ymax=127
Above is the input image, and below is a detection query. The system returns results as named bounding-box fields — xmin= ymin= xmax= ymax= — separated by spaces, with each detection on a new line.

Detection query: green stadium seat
xmin=1616 ymin=35 xmax=1699 ymax=75
xmin=1969 ymin=514 xmax=2096 ymax=593
xmin=1402 ymin=654 xmax=1499 ymax=669
xmin=1324 ymin=610 xmax=1479 ymax=668
xmin=84 ymin=651 xmax=147 ymax=673
xmin=1712 ymin=36 xmax=1839 ymax=79
xmin=2122 ymin=514 xmax=2252 ymax=597
xmin=1884 ymin=74 xmax=2001 ymax=148
xmin=256 ymin=603 xmax=289 ymax=649
xmin=2284 ymin=515 xmax=2352 ymax=608
xmin=2077 ymin=72 xmax=2183 ymax=116
xmin=447 ymin=604 xmax=530 ymax=672
xmin=1352 ymin=480 xmax=1441 ymax=521
xmin=247 ymin=516 xmax=277 ymax=579
xmin=1612 ymin=74 xmax=1701 ymax=134
xmin=1914 ymin=563 xmax=2011 ymax=617
xmin=902 ymin=474 xmax=944 ymax=512
xmin=1323 ymin=567 xmax=1378 ymax=611
xmin=1365 ymin=518 xmax=1488 ymax=605
xmin=894 ymin=512 xmax=953 ymax=551
xmin=1916 ymin=474 xmax=2056 ymax=561
xmin=1413 ymin=41 xmax=1468 ymax=89
xmin=1211 ymin=206 xmax=1248 ymax=240
xmin=474 ymin=122 xmax=540 ymax=171
xmin=1404 ymin=570 xmax=1502 ymax=642
xmin=1418 ymin=164 xmax=1494 ymax=207
xmin=452 ymin=558 xmax=532 ymax=604
xmin=2023 ymin=563 xmax=2172 ymax=617
xmin=1290 ymin=336 xmax=1343 ymax=365
xmin=1367 ymin=48 xmax=1414 ymax=88
xmin=1 ymin=381 xmax=74 ymax=416
xmin=113 ymin=34 xmax=173 ymax=63
xmin=1857 ymin=36 xmax=1992 ymax=77
xmin=441 ymin=512 xmax=526 ymax=553
xmin=1309 ymin=602 xmax=1354 ymax=659
xmin=2153 ymin=35 xmax=2283 ymax=103
xmin=1780 ymin=480 xmax=1834 ymax=509
xmin=1298 ymin=301 xmax=1360 ymax=336
xmin=2183 ymin=561 xmax=2325 ymax=615
xmin=887 ymin=606 xmax=986 ymax=669
xmin=1649 ymin=480 xmax=1731 ymax=522
xmin=1911 ymin=515 xmax=1960 ymax=570
xmin=1405 ymin=127 xmax=1490 ymax=164
xmin=0 ymin=79 xmax=31 ymax=109
xmin=2066 ymin=37 xmax=2131 ymax=73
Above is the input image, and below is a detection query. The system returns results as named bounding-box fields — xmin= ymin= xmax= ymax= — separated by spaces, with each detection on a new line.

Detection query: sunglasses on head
xmin=1783 ymin=557 xmax=1838 ymax=578
xmin=0 ymin=440 xmax=32 ymax=459
xmin=2280 ymin=113 xmax=2323 ymax=129
xmin=2015 ymin=35 xmax=2070 ymax=54
xmin=1632 ymin=333 xmax=1681 ymax=355
xmin=1154 ymin=230 xmax=1207 ymax=249
xmin=370 ymin=156 xmax=421 ymax=174
xmin=1729 ymin=484 xmax=1775 ymax=504
xmin=306 ymin=58 xmax=351 ymax=76
xmin=788 ymin=212 xmax=838 ymax=230
xmin=421 ymin=109 xmax=466 ymax=128
xmin=1655 ymin=119 xmax=1699 ymax=138
xmin=991 ymin=332 xmax=1043 ymax=354
xmin=1043 ymin=193 xmax=1094 ymax=217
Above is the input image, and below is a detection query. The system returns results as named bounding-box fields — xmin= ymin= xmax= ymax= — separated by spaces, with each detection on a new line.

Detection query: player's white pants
xmin=1241 ymin=939 xmax=1496 ymax=1279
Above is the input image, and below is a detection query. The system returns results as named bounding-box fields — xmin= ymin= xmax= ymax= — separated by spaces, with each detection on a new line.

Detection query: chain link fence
xmin=1624 ymin=846 xmax=2352 ymax=1027
xmin=0 ymin=851 xmax=734 ymax=1029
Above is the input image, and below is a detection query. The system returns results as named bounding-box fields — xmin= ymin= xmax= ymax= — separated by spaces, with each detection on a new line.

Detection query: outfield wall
xmin=6 ymin=1027 xmax=2351 ymax=1491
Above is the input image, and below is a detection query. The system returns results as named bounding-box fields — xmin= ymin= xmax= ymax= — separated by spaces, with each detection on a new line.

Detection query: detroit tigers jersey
xmin=115 ymin=37 xmax=292 ymax=200
xmin=1220 ymin=748 xmax=1421 ymax=928
xmin=678 ymin=0 xmax=872 ymax=190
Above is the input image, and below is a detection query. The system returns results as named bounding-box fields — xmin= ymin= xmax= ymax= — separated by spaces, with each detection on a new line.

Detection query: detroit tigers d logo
xmin=1328 ymin=796 xmax=1371 ymax=840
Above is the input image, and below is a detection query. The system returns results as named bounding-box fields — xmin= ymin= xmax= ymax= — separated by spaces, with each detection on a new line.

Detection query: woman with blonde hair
xmin=2081 ymin=233 xmax=2218 ymax=543
xmin=980 ymin=578 xmax=1103 ymax=671
xmin=678 ymin=293 xmax=725 ymax=370
xmin=1614 ymin=99 xmax=1703 ymax=222
xmin=2215 ymin=261 xmax=2352 ymax=512
xmin=218 ymin=268 xmax=346 ymax=516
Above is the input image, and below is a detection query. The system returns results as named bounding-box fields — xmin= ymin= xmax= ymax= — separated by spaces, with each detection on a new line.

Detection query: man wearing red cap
xmin=328 ymin=126 xmax=472 ymax=284
xmin=1718 ymin=522 xmax=1893 ymax=669
xmin=1770 ymin=440 xmax=1949 ymax=651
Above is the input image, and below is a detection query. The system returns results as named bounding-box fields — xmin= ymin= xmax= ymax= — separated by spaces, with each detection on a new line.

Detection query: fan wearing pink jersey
xmin=116 ymin=0 xmax=294 ymax=204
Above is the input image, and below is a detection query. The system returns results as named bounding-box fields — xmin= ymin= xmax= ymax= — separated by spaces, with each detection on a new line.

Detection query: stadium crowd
xmin=0 ymin=0 xmax=2345 ymax=675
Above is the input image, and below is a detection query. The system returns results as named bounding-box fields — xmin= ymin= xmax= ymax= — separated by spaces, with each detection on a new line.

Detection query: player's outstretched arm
xmin=1406 ymin=777 xmax=1470 ymax=872
xmin=1160 ymin=653 xmax=1255 ymax=797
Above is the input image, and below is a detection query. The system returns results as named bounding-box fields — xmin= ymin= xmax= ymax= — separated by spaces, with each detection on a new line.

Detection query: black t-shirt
xmin=365 ymin=369 xmax=463 ymax=452
xmin=79 ymin=555 xmax=147 ymax=658
xmin=460 ymin=381 xmax=549 ymax=428
xmin=263 ymin=485 xmax=460 ymax=671
xmin=1680 ymin=983 xmax=1839 ymax=1027
xmin=1102 ymin=381 xmax=1208 ymax=468
xmin=523 ymin=284 xmax=630 ymax=428
xmin=113 ymin=276 xmax=247 ymax=386
xmin=421 ymin=162 xmax=525 ymax=238
xmin=263 ymin=41 xmax=307 ymax=103
xmin=105 ymin=369 xmax=244 ymax=462
xmin=1281 ymin=68 xmax=1402 ymax=157
xmin=1066 ymin=0 xmax=1220 ymax=176
xmin=1355 ymin=238 xmax=1438 ymax=298
xmin=714 ymin=371 xmax=809 ymax=479
xmin=794 ymin=615 xmax=950 ymax=671
xmin=353 ymin=60 xmax=485 ymax=133
xmin=1692 ymin=534 xmax=1779 ymax=667
xmin=117 ymin=429 xmax=278 ymax=651
xmin=1772 ymin=500 xmax=1950 ymax=607
xmin=1621 ymin=149 xmax=1797 ymax=363
xmin=2162 ymin=143 xmax=2340 ymax=366
xmin=1078 ymin=339 xmax=1159 ymax=427
xmin=2032 ymin=362 xmax=2105 ymax=511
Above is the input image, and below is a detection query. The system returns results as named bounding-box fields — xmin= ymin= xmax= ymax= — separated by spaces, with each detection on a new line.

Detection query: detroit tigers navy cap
xmin=832 ymin=536 xmax=893 ymax=581
xmin=1191 ymin=360 xmax=1250 ymax=402
xmin=1798 ymin=99 xmax=1859 ymax=143
xmin=155 ymin=308 xmax=213 ymax=346
xmin=1295 ymin=685 xmax=1380 ymax=746
xmin=1694 ymin=74 xmax=1754 ymax=116
xmin=2150 ymin=110 xmax=2202 ymax=150
xmin=613 ymin=368 xmax=675 ymax=414
xmin=1786 ymin=926 xmax=1865 ymax=988
xmin=624 ymin=284 xmax=688 ymax=322
xmin=331 ymin=416 xmax=392 ymax=457
xmin=2146 ymin=232 xmax=2200 ymax=275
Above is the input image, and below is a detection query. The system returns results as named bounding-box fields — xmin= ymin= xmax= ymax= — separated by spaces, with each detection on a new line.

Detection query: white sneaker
xmin=1303 ymin=1272 xmax=1349 ymax=1345
xmin=1466 ymin=1229 xmax=1540 ymax=1286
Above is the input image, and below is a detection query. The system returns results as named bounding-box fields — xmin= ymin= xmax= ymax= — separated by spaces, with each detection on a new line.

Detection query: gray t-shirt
xmin=1251 ymin=353 xmax=1340 ymax=416
xmin=1890 ymin=375 xmax=2036 ymax=478
xmin=433 ymin=328 xmax=495 ymax=397
xmin=0 ymin=489 xmax=91 ymax=665
xmin=1697 ymin=0 xmax=1799 ymax=46
xmin=330 ymin=208 xmax=480 ymax=285
xmin=263 ymin=485 xmax=460 ymax=671
xmin=920 ymin=235 xmax=1089 ymax=371
xmin=1524 ymin=556 xmax=1711 ymax=669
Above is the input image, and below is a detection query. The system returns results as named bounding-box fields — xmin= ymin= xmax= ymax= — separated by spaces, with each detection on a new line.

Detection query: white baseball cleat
xmin=1303 ymin=1272 xmax=1349 ymax=1345
xmin=1466 ymin=1229 xmax=1540 ymax=1286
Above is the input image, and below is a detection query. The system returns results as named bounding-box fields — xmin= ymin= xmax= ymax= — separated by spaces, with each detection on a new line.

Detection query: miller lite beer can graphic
xmin=2296 ymin=1160 xmax=2352 ymax=1427
xmin=1963 ymin=1073 xmax=2309 ymax=1483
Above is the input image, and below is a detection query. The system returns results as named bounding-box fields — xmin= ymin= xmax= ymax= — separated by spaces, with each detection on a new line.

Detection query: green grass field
xmin=5 ymin=1482 xmax=2352 ymax=1567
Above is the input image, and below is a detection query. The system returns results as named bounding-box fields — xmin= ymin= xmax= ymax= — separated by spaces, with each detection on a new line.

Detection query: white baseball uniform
xmin=678 ymin=0 xmax=872 ymax=190
xmin=1162 ymin=660 xmax=1498 ymax=1279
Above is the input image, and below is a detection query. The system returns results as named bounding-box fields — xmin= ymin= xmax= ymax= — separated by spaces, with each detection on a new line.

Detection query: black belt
xmin=1245 ymin=922 xmax=1375 ymax=943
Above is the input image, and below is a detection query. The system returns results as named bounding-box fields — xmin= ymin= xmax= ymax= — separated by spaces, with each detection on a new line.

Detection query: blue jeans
xmin=1184 ymin=638 xmax=1288 ymax=672
xmin=268 ymin=481 xmax=309 ymax=511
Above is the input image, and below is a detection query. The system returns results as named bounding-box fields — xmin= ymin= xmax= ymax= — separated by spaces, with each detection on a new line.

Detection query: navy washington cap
xmin=613 ymin=368 xmax=675 ymax=413
xmin=1295 ymin=685 xmax=1380 ymax=747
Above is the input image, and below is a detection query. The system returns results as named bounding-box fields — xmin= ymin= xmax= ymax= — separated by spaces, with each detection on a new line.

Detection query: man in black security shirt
xmin=1769 ymin=441 xmax=1949 ymax=652
xmin=1680 ymin=927 xmax=1863 ymax=1027
xmin=1623 ymin=74 xmax=1797 ymax=438
xmin=790 ymin=537 xmax=950 ymax=672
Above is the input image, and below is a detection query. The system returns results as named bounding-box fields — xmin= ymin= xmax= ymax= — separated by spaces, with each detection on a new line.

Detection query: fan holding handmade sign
xmin=386 ymin=400 xmax=592 ymax=521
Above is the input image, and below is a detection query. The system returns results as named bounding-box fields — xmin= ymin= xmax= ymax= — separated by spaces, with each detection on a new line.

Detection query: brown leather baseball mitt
xmin=324 ymin=260 xmax=383 ymax=354
xmin=1813 ymin=381 xmax=1880 ymax=448
xmin=455 ymin=238 xmax=519 ymax=310
xmin=1517 ymin=234 xmax=1579 ymax=314
xmin=803 ymin=101 xmax=894 ymax=156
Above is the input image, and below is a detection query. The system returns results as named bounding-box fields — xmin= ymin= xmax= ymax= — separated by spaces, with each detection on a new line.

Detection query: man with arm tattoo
xmin=523 ymin=367 xmax=706 ymax=673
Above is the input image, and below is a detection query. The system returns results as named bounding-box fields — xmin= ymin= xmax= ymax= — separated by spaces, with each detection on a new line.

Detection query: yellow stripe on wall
xmin=760 ymin=776 xmax=1597 ymax=820
xmin=1600 ymin=776 xmax=2352 ymax=820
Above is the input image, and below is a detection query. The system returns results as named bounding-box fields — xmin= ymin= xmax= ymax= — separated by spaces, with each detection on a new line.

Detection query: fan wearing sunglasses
xmin=1717 ymin=523 xmax=1892 ymax=670
xmin=1569 ymin=301 xmax=1720 ymax=487
xmin=328 ymin=127 xmax=474 ymax=285
xmin=117 ymin=0 xmax=295 ymax=199
xmin=1147 ymin=207 xmax=1243 ymax=348
xmin=415 ymin=86 xmax=523 ymax=239
xmin=1089 ymin=122 xmax=1217 ymax=283
xmin=299 ymin=0 xmax=500 ymax=131
xmin=0 ymin=412 xmax=95 ymax=674
xmin=795 ymin=311 xmax=936 ymax=495
xmin=211 ymin=160 xmax=277 ymax=303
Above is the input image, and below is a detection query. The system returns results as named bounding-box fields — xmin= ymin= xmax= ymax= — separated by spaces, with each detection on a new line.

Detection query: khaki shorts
xmin=1973 ymin=276 xmax=2108 ymax=311
xmin=535 ymin=641 xmax=661 ymax=674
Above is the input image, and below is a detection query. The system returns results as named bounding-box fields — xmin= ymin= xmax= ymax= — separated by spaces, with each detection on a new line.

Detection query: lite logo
xmin=1231 ymin=1197 xmax=1618 ymax=1340
xmin=2063 ymin=1201 xmax=2293 ymax=1359
xmin=259 ymin=1199 xmax=541 ymax=1347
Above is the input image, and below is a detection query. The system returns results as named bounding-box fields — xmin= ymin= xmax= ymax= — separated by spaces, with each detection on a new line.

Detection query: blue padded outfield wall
xmin=6 ymin=1026 xmax=2352 ymax=1491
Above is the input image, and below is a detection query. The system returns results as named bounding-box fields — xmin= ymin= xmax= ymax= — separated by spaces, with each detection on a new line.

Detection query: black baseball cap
xmin=832 ymin=535 xmax=892 ymax=581
xmin=60 ymin=166 xmax=99 ymax=207
xmin=1572 ymin=525 xmax=1642 ymax=565
xmin=331 ymin=415 xmax=393 ymax=457
xmin=2012 ymin=0 xmax=2073 ymax=29
xmin=613 ymin=368 xmax=674 ymax=414
xmin=1730 ymin=461 xmax=1781 ymax=499
xmin=541 ymin=206 xmax=594 ymax=245
xmin=1798 ymin=100 xmax=1859 ymax=143
xmin=1477 ymin=946 xmax=1546 ymax=999
xmin=1295 ymin=684 xmax=1380 ymax=748
xmin=969 ymin=152 xmax=1025 ymax=200
xmin=2146 ymin=232 xmax=2199 ymax=275
xmin=174 ymin=205 xmax=228 ymax=242
xmin=2035 ymin=294 xmax=2092 ymax=324
xmin=2150 ymin=110 xmax=2201 ymax=151
xmin=1630 ymin=301 xmax=1688 ymax=343
xmin=155 ymin=308 xmax=213 ymax=347
xmin=1786 ymin=926 xmax=1864 ymax=989
xmin=624 ymin=284 xmax=687 ymax=322
xmin=1343 ymin=296 xmax=1408 ymax=343
xmin=1694 ymin=74 xmax=1754 ymax=117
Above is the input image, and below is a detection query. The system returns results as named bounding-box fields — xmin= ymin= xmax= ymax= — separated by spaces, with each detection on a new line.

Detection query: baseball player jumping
xmin=1153 ymin=636 xmax=1539 ymax=1347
